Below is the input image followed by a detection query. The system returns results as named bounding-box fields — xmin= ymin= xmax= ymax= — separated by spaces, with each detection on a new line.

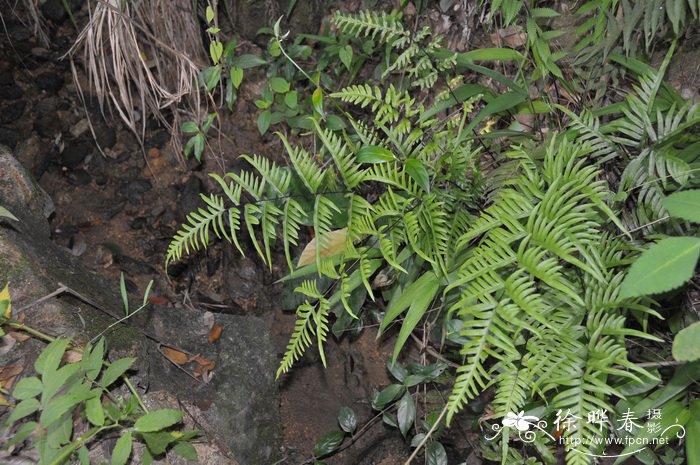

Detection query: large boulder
xmin=0 ymin=145 xmax=280 ymax=464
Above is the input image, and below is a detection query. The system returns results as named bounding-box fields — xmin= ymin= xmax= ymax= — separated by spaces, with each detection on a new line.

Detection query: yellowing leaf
xmin=0 ymin=284 xmax=11 ymax=319
xmin=297 ymin=228 xmax=348 ymax=268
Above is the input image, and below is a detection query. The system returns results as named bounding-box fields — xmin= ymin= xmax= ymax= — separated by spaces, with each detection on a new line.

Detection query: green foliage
xmin=166 ymin=6 xmax=700 ymax=464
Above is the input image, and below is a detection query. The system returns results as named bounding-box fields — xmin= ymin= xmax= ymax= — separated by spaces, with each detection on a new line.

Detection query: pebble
xmin=70 ymin=119 xmax=90 ymax=138
xmin=65 ymin=170 xmax=92 ymax=186
xmin=95 ymin=125 xmax=117 ymax=148
xmin=36 ymin=72 xmax=64 ymax=95
xmin=125 ymin=179 xmax=153 ymax=196
xmin=130 ymin=216 xmax=148 ymax=230
xmin=60 ymin=143 xmax=90 ymax=169
xmin=0 ymin=84 xmax=23 ymax=100
xmin=1 ymin=101 xmax=25 ymax=123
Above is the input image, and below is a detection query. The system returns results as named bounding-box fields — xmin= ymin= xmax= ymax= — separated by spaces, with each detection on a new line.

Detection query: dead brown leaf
xmin=297 ymin=228 xmax=348 ymax=268
xmin=161 ymin=346 xmax=189 ymax=365
xmin=194 ymin=355 xmax=216 ymax=370
xmin=0 ymin=364 xmax=23 ymax=390
xmin=208 ymin=324 xmax=222 ymax=344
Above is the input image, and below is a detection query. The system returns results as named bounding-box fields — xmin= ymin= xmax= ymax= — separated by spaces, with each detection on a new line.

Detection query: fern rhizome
xmin=166 ymin=9 xmax=674 ymax=464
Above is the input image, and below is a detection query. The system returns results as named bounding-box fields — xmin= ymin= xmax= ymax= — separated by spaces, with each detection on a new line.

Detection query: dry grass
xmin=68 ymin=0 xmax=206 ymax=143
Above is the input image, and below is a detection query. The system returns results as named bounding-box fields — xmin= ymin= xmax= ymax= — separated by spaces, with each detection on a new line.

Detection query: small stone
xmin=130 ymin=216 xmax=148 ymax=230
xmin=1 ymin=100 xmax=25 ymax=123
xmin=147 ymin=130 xmax=170 ymax=148
xmin=41 ymin=0 xmax=68 ymax=23
xmin=148 ymin=147 xmax=161 ymax=158
xmin=94 ymin=125 xmax=117 ymax=148
xmin=0 ymin=128 xmax=21 ymax=149
xmin=60 ymin=143 xmax=90 ymax=169
xmin=0 ymin=84 xmax=23 ymax=100
xmin=125 ymin=179 xmax=153 ymax=196
xmin=70 ymin=119 xmax=90 ymax=138
xmin=36 ymin=72 xmax=64 ymax=95
xmin=116 ymin=151 xmax=130 ymax=163
xmin=34 ymin=113 xmax=61 ymax=138
xmin=65 ymin=170 xmax=92 ymax=186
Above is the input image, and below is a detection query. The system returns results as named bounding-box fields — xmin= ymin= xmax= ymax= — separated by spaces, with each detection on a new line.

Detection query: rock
xmin=0 ymin=100 xmax=25 ymax=123
xmin=147 ymin=130 xmax=171 ymax=148
xmin=34 ymin=112 xmax=61 ymax=138
xmin=0 ymin=128 xmax=21 ymax=149
xmin=60 ymin=143 xmax=91 ymax=169
xmin=143 ymin=307 xmax=281 ymax=465
xmin=70 ymin=119 xmax=90 ymax=138
xmin=65 ymin=169 xmax=92 ymax=186
xmin=125 ymin=179 xmax=153 ymax=197
xmin=177 ymin=176 xmax=204 ymax=222
xmin=36 ymin=71 xmax=64 ymax=95
xmin=0 ymin=145 xmax=54 ymax=237
xmin=0 ymin=84 xmax=22 ymax=100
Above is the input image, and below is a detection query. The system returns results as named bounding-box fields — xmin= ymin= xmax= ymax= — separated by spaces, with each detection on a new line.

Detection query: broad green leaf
xmin=313 ymin=431 xmax=345 ymax=457
xmin=392 ymin=272 xmax=440 ymax=363
xmin=397 ymin=392 xmax=415 ymax=437
xmin=233 ymin=54 xmax=268 ymax=68
xmin=687 ymin=400 xmax=700 ymax=465
xmin=257 ymin=110 xmax=271 ymax=135
xmin=284 ymin=90 xmax=298 ymax=109
xmin=134 ymin=409 xmax=183 ymax=433
xmin=35 ymin=338 xmax=70 ymax=375
xmin=111 ymin=431 xmax=132 ymax=465
xmin=173 ymin=441 xmax=198 ymax=460
xmin=141 ymin=431 xmax=176 ymax=455
xmin=85 ymin=393 xmax=105 ymax=426
xmin=387 ymin=360 xmax=407 ymax=382
xmin=613 ymin=400 xmax=690 ymax=464
xmin=180 ymin=121 xmax=199 ymax=134
xmin=0 ymin=206 xmax=18 ymax=221
xmin=78 ymin=446 xmax=90 ymax=465
xmin=40 ymin=383 xmax=91 ymax=427
xmin=326 ymin=114 xmax=346 ymax=131
xmin=620 ymin=237 xmax=700 ymax=298
xmin=427 ymin=441 xmax=448 ymax=465
xmin=663 ymin=190 xmax=700 ymax=223
xmin=13 ymin=376 xmax=42 ymax=400
xmin=338 ymin=406 xmax=357 ymax=433
xmin=371 ymin=384 xmax=405 ymax=410
xmin=42 ymin=363 xmax=81 ymax=403
xmin=205 ymin=6 xmax=214 ymax=24
xmin=339 ymin=45 xmax=353 ymax=69
xmin=673 ymin=321 xmax=700 ymax=362
xmin=357 ymin=146 xmax=396 ymax=163
xmin=193 ymin=133 xmax=205 ymax=161
xmin=82 ymin=338 xmax=105 ymax=382
xmin=405 ymin=158 xmax=430 ymax=192
xmin=5 ymin=421 xmax=37 ymax=447
xmin=269 ymin=77 xmax=290 ymax=93
xmin=6 ymin=398 xmax=39 ymax=425
xmin=100 ymin=357 xmax=136 ymax=388
xmin=231 ymin=66 xmax=243 ymax=88
xmin=460 ymin=47 xmax=524 ymax=62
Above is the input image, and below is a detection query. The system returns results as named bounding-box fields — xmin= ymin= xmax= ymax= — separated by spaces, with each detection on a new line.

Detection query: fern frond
xmin=166 ymin=194 xmax=231 ymax=265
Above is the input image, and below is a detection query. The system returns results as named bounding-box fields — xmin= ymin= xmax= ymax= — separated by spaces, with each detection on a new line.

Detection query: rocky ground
xmin=0 ymin=1 xmax=423 ymax=464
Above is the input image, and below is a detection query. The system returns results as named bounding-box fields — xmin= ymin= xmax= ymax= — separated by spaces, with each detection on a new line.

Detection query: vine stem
xmin=403 ymin=402 xmax=448 ymax=465
xmin=48 ymin=424 xmax=121 ymax=465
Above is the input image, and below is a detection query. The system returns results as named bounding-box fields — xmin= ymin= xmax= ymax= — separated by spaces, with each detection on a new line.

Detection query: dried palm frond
xmin=68 ymin=0 xmax=206 ymax=141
